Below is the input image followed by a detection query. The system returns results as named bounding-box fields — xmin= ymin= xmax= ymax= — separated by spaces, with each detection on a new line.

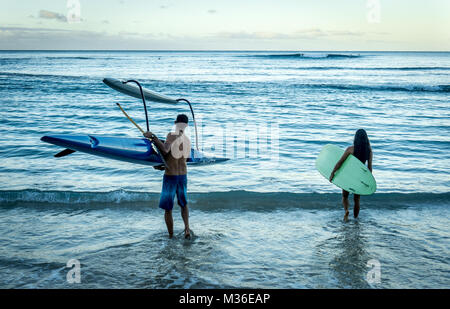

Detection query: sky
xmin=0 ymin=0 xmax=449 ymax=50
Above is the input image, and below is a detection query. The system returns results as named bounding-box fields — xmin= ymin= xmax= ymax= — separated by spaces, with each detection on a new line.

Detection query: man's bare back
xmin=161 ymin=132 xmax=188 ymax=176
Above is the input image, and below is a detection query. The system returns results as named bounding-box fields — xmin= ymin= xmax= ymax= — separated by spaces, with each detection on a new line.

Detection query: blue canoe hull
xmin=41 ymin=135 xmax=228 ymax=166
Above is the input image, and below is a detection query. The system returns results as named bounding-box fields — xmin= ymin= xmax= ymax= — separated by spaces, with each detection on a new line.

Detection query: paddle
xmin=116 ymin=102 xmax=168 ymax=169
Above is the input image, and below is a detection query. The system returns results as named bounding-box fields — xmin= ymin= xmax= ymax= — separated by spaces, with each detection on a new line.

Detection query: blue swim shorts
xmin=159 ymin=174 xmax=188 ymax=211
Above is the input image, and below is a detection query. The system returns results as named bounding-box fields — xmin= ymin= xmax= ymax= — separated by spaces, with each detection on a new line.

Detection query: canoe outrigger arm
xmin=122 ymin=80 xmax=150 ymax=132
xmin=121 ymin=80 xmax=199 ymax=151
xmin=175 ymin=98 xmax=199 ymax=151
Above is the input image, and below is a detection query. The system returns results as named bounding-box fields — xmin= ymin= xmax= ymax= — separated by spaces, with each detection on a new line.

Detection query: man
xmin=144 ymin=114 xmax=191 ymax=239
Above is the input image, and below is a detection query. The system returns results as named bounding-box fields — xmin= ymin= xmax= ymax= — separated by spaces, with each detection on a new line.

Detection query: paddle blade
xmin=54 ymin=148 xmax=76 ymax=158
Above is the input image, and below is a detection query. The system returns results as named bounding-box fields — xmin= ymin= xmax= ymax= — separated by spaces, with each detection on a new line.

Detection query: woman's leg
xmin=354 ymin=194 xmax=360 ymax=218
xmin=342 ymin=190 xmax=350 ymax=221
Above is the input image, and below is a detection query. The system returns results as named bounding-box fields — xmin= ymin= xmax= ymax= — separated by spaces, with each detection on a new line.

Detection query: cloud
xmin=0 ymin=26 xmax=431 ymax=51
xmin=210 ymin=29 xmax=371 ymax=41
xmin=289 ymin=29 xmax=366 ymax=39
xmin=213 ymin=31 xmax=288 ymax=40
xmin=327 ymin=30 xmax=365 ymax=37
xmin=39 ymin=10 xmax=67 ymax=23
xmin=0 ymin=26 xmax=175 ymax=50
xmin=102 ymin=20 xmax=110 ymax=24
xmin=0 ymin=26 xmax=71 ymax=33
xmin=207 ymin=9 xmax=217 ymax=14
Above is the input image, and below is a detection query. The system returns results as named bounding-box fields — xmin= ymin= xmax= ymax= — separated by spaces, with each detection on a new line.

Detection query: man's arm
xmin=144 ymin=132 xmax=173 ymax=156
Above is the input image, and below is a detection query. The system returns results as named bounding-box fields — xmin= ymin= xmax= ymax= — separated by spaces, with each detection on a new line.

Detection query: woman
xmin=329 ymin=129 xmax=373 ymax=221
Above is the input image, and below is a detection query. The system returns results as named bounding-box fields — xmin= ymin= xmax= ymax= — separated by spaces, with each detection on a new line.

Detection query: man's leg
xmin=176 ymin=175 xmax=190 ymax=239
xmin=181 ymin=206 xmax=190 ymax=239
xmin=159 ymin=175 xmax=176 ymax=238
xmin=354 ymin=194 xmax=360 ymax=218
xmin=164 ymin=210 xmax=174 ymax=238
xmin=342 ymin=190 xmax=350 ymax=221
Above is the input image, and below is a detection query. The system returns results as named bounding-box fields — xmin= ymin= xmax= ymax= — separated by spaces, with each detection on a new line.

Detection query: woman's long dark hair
xmin=353 ymin=129 xmax=371 ymax=163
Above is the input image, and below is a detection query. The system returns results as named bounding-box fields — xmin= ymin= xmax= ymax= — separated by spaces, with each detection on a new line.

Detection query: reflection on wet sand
xmin=330 ymin=220 xmax=371 ymax=288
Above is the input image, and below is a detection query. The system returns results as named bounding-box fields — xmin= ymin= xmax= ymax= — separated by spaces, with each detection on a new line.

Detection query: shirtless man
xmin=144 ymin=114 xmax=191 ymax=239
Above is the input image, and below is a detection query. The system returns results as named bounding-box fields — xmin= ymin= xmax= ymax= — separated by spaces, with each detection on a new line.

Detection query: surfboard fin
xmin=54 ymin=148 xmax=76 ymax=158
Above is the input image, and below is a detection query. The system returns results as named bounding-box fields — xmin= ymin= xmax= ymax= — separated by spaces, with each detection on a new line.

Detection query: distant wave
xmin=295 ymin=66 xmax=450 ymax=71
xmin=325 ymin=53 xmax=361 ymax=59
xmin=295 ymin=83 xmax=450 ymax=93
xmin=0 ymin=71 xmax=87 ymax=80
xmin=0 ymin=56 xmax=93 ymax=62
xmin=0 ymin=190 xmax=448 ymax=210
xmin=1 ymin=72 xmax=448 ymax=93
xmin=253 ymin=53 xmax=361 ymax=59
xmin=0 ymin=57 xmax=33 ymax=62
xmin=44 ymin=56 xmax=92 ymax=60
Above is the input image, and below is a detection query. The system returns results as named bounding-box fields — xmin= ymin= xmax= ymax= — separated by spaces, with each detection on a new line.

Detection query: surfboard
xmin=103 ymin=78 xmax=178 ymax=104
xmin=315 ymin=144 xmax=376 ymax=195
xmin=41 ymin=135 xmax=228 ymax=166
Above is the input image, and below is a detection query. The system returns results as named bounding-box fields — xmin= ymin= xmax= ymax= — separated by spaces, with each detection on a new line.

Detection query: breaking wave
xmin=0 ymin=190 xmax=448 ymax=210
xmin=253 ymin=53 xmax=362 ymax=59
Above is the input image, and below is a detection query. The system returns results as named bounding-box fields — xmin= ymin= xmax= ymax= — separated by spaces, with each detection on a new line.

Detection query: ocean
xmin=0 ymin=51 xmax=449 ymax=288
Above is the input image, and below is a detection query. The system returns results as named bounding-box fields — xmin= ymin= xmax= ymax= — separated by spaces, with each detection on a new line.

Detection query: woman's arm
xmin=329 ymin=147 xmax=352 ymax=182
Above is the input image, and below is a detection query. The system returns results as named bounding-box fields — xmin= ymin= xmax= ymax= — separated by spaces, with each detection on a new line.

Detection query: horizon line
xmin=1 ymin=49 xmax=449 ymax=53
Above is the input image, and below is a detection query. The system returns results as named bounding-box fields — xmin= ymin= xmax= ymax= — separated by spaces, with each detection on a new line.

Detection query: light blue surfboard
xmin=316 ymin=144 xmax=376 ymax=195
